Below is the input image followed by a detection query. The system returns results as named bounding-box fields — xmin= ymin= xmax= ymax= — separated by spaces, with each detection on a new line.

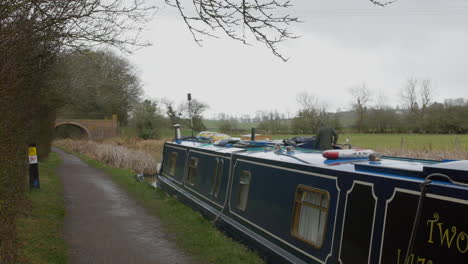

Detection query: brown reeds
xmin=103 ymin=137 xmax=166 ymax=161
xmin=54 ymin=139 xmax=159 ymax=175
xmin=378 ymin=148 xmax=468 ymax=161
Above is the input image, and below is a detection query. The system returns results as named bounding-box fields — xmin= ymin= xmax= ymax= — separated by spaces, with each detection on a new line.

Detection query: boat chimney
xmin=173 ymin=124 xmax=182 ymax=141
xmin=251 ymin=127 xmax=256 ymax=141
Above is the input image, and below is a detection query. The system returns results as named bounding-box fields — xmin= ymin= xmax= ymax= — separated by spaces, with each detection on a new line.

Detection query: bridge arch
xmin=55 ymin=121 xmax=92 ymax=140
xmin=55 ymin=115 xmax=118 ymax=141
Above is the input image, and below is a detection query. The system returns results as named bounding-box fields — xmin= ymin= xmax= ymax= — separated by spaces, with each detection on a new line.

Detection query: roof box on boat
xmin=423 ymin=160 xmax=468 ymax=182
xmin=240 ymin=134 xmax=271 ymax=141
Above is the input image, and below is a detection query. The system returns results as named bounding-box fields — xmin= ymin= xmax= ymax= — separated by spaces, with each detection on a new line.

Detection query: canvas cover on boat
xmin=197 ymin=131 xmax=231 ymax=142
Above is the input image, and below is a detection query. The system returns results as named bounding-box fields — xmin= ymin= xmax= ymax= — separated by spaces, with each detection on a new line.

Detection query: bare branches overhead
xmin=164 ymin=0 xmax=398 ymax=61
xmin=369 ymin=0 xmax=398 ymax=7
xmin=1 ymin=0 xmax=156 ymax=54
xmin=165 ymin=0 xmax=299 ymax=61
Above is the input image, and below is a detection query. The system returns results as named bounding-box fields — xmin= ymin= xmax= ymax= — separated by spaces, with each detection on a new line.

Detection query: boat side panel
xmin=157 ymin=173 xmax=309 ymax=264
xmin=340 ymin=183 xmax=376 ymax=263
xmin=184 ymin=150 xmax=230 ymax=207
xmin=229 ymin=158 xmax=338 ymax=263
xmin=380 ymin=188 xmax=468 ymax=264
xmin=163 ymin=144 xmax=188 ymax=184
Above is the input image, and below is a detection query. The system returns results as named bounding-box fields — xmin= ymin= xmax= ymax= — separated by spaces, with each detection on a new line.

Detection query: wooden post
xmin=112 ymin=114 xmax=118 ymax=137
xmin=187 ymin=93 xmax=193 ymax=137
xmin=28 ymin=143 xmax=40 ymax=189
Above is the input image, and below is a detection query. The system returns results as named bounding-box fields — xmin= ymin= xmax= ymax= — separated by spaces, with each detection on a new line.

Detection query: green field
xmin=270 ymin=133 xmax=468 ymax=151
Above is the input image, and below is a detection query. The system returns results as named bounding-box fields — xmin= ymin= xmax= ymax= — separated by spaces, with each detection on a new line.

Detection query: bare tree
xmin=179 ymin=99 xmax=209 ymax=132
xmin=420 ymin=79 xmax=432 ymax=115
xmin=375 ymin=90 xmax=389 ymax=110
xmin=297 ymin=91 xmax=319 ymax=110
xmin=402 ymin=78 xmax=418 ymax=114
xmin=162 ymin=99 xmax=183 ymax=126
xmin=350 ymin=84 xmax=371 ymax=133
xmin=401 ymin=78 xmax=433 ymax=132
xmin=165 ymin=0 xmax=299 ymax=61
xmin=29 ymin=1 xmax=154 ymax=51
xmin=293 ymin=91 xmax=328 ymax=133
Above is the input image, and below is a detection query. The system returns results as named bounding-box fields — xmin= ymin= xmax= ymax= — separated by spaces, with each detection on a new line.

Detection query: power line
xmin=156 ymin=8 xmax=468 ymax=17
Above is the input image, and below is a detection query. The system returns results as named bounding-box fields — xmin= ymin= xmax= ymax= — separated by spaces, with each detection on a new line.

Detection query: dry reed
xmin=378 ymin=148 xmax=468 ymax=161
xmin=54 ymin=139 xmax=159 ymax=175
xmin=103 ymin=137 xmax=166 ymax=161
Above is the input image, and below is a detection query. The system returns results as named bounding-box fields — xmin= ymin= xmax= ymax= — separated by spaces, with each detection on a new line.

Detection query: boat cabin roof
xmin=170 ymin=140 xmax=468 ymax=184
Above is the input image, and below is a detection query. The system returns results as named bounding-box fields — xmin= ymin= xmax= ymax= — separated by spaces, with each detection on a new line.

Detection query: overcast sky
xmin=129 ymin=0 xmax=468 ymax=118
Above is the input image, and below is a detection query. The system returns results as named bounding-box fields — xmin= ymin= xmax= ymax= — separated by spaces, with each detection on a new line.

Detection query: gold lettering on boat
xmin=396 ymin=249 xmax=433 ymax=264
xmin=426 ymin=212 xmax=468 ymax=254
xmin=456 ymin=231 xmax=468 ymax=253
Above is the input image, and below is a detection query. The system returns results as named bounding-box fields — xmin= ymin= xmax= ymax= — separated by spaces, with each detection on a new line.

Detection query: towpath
xmin=54 ymin=148 xmax=194 ymax=264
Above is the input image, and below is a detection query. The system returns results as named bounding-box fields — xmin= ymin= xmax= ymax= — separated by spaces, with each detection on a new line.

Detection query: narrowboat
xmin=157 ymin=132 xmax=468 ymax=264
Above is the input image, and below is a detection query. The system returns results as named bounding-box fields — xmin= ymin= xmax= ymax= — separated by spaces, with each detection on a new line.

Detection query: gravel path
xmin=55 ymin=148 xmax=194 ymax=264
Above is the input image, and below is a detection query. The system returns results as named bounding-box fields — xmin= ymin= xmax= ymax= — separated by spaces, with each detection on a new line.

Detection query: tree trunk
xmin=0 ymin=75 xmax=33 ymax=264
xmin=0 ymin=38 xmax=44 ymax=262
xmin=30 ymin=105 xmax=57 ymax=160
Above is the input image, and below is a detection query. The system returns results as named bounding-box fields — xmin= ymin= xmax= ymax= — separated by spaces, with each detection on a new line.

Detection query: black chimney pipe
xmin=251 ymin=128 xmax=256 ymax=141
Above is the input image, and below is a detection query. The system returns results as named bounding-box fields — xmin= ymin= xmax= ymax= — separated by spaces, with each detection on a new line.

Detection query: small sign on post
xmin=29 ymin=143 xmax=40 ymax=189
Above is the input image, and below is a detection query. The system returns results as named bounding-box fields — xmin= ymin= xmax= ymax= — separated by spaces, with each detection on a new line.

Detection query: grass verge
xmin=17 ymin=152 xmax=67 ymax=264
xmin=71 ymin=151 xmax=264 ymax=264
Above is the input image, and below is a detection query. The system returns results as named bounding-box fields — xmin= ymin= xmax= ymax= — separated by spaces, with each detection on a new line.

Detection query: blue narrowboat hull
xmin=158 ymin=141 xmax=468 ymax=263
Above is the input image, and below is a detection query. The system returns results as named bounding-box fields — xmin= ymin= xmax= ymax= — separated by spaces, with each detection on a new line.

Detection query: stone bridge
xmin=55 ymin=115 xmax=118 ymax=141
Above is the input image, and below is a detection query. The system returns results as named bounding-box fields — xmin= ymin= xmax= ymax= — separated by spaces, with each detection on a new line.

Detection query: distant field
xmin=152 ymin=124 xmax=468 ymax=152
xmin=269 ymin=133 xmax=468 ymax=151
xmin=165 ymin=128 xmax=468 ymax=151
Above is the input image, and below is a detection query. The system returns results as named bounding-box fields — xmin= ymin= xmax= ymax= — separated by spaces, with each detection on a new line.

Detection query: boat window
xmin=291 ymin=186 xmax=329 ymax=248
xmin=169 ymin=152 xmax=178 ymax=176
xmin=210 ymin=158 xmax=224 ymax=197
xmin=237 ymin=170 xmax=251 ymax=211
xmin=187 ymin=157 xmax=198 ymax=185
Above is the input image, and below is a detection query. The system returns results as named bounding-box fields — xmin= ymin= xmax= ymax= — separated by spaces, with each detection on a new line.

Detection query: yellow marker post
xmin=28 ymin=143 xmax=40 ymax=189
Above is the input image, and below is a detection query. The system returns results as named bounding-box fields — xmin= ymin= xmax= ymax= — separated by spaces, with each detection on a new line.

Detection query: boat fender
xmin=322 ymin=149 xmax=375 ymax=160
